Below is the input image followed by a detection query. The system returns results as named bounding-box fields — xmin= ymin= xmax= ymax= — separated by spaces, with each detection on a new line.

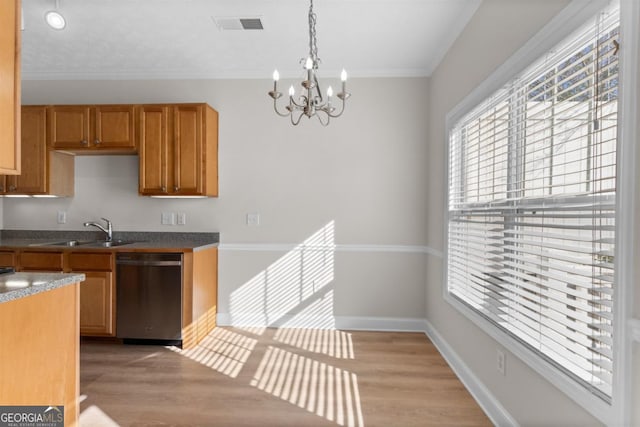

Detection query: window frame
xmin=442 ymin=0 xmax=636 ymax=424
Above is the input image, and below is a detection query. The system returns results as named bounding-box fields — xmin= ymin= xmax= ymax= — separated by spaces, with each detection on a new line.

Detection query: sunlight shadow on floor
xmin=169 ymin=328 xmax=258 ymax=378
xmin=79 ymin=405 xmax=120 ymax=427
xmin=274 ymin=327 xmax=354 ymax=359
xmin=251 ymin=345 xmax=364 ymax=427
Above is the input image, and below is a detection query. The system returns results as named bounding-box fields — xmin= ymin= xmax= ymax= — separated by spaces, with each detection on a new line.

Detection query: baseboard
xmin=422 ymin=319 xmax=519 ymax=427
xmin=216 ymin=313 xmax=427 ymax=332
xmin=334 ymin=315 xmax=427 ymax=332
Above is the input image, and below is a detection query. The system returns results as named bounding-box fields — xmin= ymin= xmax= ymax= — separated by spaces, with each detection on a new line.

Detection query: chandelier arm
xmin=272 ymin=99 xmax=291 ymax=118
xmin=316 ymin=111 xmax=330 ymax=126
xmin=324 ymin=98 xmax=346 ymax=118
xmin=290 ymin=110 xmax=305 ymax=126
xmin=289 ymin=95 xmax=308 ymax=109
xmin=313 ymin=74 xmax=323 ymax=103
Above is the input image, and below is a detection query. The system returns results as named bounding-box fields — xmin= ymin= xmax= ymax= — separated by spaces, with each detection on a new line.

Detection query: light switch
xmin=246 ymin=212 xmax=260 ymax=226
xmin=177 ymin=213 xmax=186 ymax=225
xmin=161 ymin=212 xmax=175 ymax=225
xmin=57 ymin=211 xmax=67 ymax=224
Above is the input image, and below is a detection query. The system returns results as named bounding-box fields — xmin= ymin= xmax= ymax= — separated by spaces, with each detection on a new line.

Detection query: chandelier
xmin=268 ymin=0 xmax=350 ymax=126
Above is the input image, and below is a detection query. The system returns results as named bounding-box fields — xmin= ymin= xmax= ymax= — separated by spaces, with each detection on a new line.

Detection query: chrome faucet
xmin=83 ymin=217 xmax=113 ymax=242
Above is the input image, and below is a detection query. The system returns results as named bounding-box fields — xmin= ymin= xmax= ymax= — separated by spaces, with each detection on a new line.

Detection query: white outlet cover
xmin=161 ymin=212 xmax=176 ymax=225
xmin=57 ymin=211 xmax=67 ymax=224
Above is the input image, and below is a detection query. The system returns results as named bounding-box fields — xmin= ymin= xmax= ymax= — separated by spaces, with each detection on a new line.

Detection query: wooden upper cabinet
xmin=139 ymin=105 xmax=169 ymax=194
xmin=0 ymin=0 xmax=21 ymax=175
xmin=49 ymin=105 xmax=136 ymax=153
xmin=0 ymin=106 xmax=74 ymax=196
xmin=174 ymin=105 xmax=203 ymax=195
xmin=139 ymin=103 xmax=218 ymax=197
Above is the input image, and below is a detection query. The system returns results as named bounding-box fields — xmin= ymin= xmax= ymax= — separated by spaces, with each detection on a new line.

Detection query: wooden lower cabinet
xmin=69 ymin=252 xmax=115 ymax=337
xmin=78 ymin=271 xmax=115 ymax=336
xmin=1 ymin=246 xmax=218 ymax=345
xmin=0 ymin=282 xmax=80 ymax=427
xmin=19 ymin=250 xmax=64 ymax=271
xmin=182 ymin=246 xmax=218 ymax=348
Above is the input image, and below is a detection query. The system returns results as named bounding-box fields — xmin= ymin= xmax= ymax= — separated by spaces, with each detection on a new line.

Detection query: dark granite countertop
xmin=0 ymin=230 xmax=219 ymax=252
xmin=0 ymin=272 xmax=86 ymax=303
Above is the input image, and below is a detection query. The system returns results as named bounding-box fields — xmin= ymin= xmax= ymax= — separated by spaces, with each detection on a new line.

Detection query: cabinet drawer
xmin=0 ymin=251 xmax=16 ymax=267
xmin=69 ymin=252 xmax=113 ymax=271
xmin=19 ymin=251 xmax=64 ymax=271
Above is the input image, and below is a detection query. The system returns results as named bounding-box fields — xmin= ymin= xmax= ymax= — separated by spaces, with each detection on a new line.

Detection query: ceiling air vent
xmin=213 ymin=17 xmax=264 ymax=31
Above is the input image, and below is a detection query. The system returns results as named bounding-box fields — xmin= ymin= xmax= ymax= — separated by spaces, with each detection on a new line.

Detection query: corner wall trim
xmin=631 ymin=318 xmax=640 ymax=343
xmin=423 ymin=319 xmax=519 ymax=427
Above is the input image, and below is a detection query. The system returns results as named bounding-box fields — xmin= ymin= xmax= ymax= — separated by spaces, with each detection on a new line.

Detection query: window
xmin=446 ymin=3 xmax=619 ymax=402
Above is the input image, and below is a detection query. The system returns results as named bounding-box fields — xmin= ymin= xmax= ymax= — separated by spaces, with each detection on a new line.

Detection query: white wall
xmin=426 ymin=0 xmax=605 ymax=426
xmin=7 ymin=77 xmax=429 ymax=323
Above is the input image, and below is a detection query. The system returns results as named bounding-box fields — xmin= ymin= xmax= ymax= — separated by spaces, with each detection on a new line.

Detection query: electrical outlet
xmin=497 ymin=349 xmax=506 ymax=376
xmin=177 ymin=212 xmax=186 ymax=225
xmin=57 ymin=211 xmax=67 ymax=224
xmin=161 ymin=212 xmax=175 ymax=225
xmin=246 ymin=212 xmax=260 ymax=226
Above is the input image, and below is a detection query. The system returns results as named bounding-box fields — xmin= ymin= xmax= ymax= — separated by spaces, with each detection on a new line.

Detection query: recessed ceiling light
xmin=45 ymin=10 xmax=66 ymax=30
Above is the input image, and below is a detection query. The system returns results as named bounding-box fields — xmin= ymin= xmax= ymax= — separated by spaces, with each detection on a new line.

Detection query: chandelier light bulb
xmin=305 ymin=57 xmax=313 ymax=70
xmin=341 ymin=69 xmax=348 ymax=82
xmin=273 ymin=70 xmax=280 ymax=81
xmin=288 ymin=85 xmax=295 ymax=97
xmin=327 ymin=86 xmax=333 ymax=97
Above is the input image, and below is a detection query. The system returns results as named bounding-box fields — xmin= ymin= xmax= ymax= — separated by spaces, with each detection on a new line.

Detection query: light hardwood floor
xmin=79 ymin=328 xmax=492 ymax=427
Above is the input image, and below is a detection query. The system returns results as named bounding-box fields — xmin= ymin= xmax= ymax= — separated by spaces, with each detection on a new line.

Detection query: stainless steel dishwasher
xmin=116 ymin=253 xmax=183 ymax=345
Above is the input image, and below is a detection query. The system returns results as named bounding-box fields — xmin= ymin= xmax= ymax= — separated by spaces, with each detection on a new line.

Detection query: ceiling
xmin=21 ymin=0 xmax=481 ymax=81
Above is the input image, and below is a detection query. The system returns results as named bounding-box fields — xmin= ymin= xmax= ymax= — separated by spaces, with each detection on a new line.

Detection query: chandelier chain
xmin=308 ymin=0 xmax=319 ymax=65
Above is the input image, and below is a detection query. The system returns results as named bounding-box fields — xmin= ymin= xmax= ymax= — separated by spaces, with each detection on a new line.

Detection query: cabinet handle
xmin=9 ymin=186 xmax=16 ymax=192
xmin=81 ymin=140 xmax=88 ymax=146
xmin=94 ymin=139 xmax=101 ymax=146
xmin=174 ymin=186 xmax=179 ymax=192
xmin=161 ymin=186 xmax=167 ymax=193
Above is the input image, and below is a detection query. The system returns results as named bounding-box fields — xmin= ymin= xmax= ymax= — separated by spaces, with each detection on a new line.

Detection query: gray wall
xmin=425 ymin=0 xmax=604 ymax=425
xmin=8 ymin=77 xmax=430 ymax=325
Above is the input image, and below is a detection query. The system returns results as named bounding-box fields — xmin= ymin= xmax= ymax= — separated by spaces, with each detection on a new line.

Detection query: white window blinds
xmin=447 ymin=4 xmax=619 ymax=401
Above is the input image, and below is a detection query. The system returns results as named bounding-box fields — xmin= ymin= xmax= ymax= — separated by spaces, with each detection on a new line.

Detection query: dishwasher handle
xmin=116 ymin=259 xmax=182 ymax=267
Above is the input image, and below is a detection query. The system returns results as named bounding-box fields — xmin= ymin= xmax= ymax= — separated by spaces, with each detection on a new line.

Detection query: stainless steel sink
xmin=37 ymin=239 xmax=135 ymax=248
xmin=39 ymin=240 xmax=95 ymax=247
xmin=86 ymin=240 xmax=135 ymax=248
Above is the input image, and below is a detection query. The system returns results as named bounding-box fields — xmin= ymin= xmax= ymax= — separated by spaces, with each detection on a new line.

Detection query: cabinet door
xmin=49 ymin=106 xmax=91 ymax=149
xmin=18 ymin=251 xmax=64 ymax=271
xmin=0 ymin=251 xmax=16 ymax=267
xmin=6 ymin=106 xmax=47 ymax=194
xmin=173 ymin=105 xmax=203 ymax=195
xmin=79 ymin=271 xmax=115 ymax=336
xmin=94 ymin=105 xmax=136 ymax=150
xmin=139 ymin=105 xmax=169 ymax=195
xmin=0 ymin=0 xmax=20 ymax=175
